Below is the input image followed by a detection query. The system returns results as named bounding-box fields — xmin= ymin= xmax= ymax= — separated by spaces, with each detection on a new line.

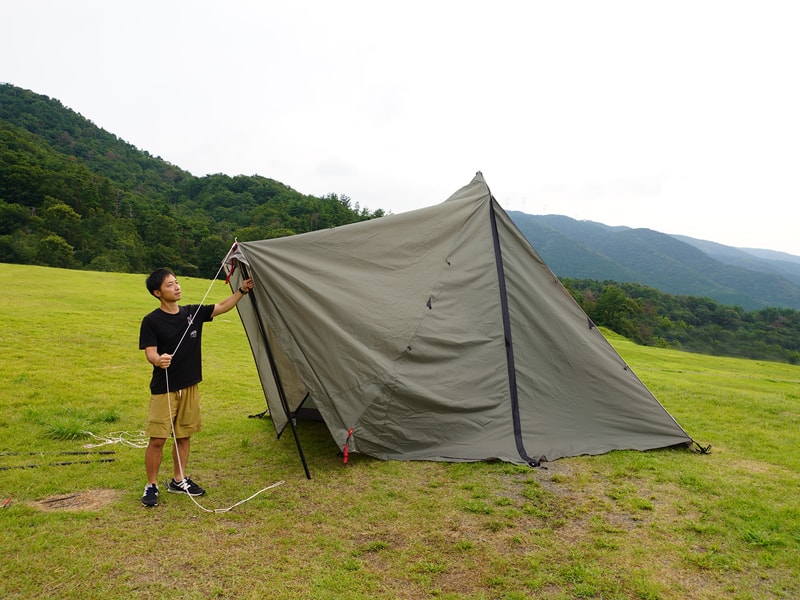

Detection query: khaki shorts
xmin=145 ymin=384 xmax=202 ymax=439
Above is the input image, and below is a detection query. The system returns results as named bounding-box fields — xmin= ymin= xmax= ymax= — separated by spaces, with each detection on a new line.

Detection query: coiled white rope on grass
xmin=82 ymin=431 xmax=149 ymax=449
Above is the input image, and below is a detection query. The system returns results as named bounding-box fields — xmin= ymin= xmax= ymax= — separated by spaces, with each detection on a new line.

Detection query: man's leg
xmin=145 ymin=438 xmax=166 ymax=484
xmin=166 ymin=386 xmax=205 ymax=496
xmin=142 ymin=437 xmax=166 ymax=506
xmin=173 ymin=436 xmax=190 ymax=482
xmin=167 ymin=436 xmax=205 ymax=496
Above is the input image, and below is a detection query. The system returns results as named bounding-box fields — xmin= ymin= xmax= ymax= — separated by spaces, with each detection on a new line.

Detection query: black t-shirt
xmin=139 ymin=304 xmax=215 ymax=394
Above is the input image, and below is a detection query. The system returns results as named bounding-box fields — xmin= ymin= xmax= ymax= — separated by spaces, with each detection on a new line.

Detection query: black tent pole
xmin=239 ymin=261 xmax=312 ymax=479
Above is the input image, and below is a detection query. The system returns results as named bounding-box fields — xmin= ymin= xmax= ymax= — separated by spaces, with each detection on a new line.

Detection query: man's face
xmin=156 ymin=274 xmax=181 ymax=301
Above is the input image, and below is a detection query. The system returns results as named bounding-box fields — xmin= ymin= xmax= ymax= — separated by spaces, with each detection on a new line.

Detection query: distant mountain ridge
xmin=508 ymin=212 xmax=800 ymax=311
xmin=670 ymin=236 xmax=800 ymax=286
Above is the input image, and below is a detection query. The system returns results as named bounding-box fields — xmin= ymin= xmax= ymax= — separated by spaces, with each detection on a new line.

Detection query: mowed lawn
xmin=1 ymin=263 xmax=799 ymax=599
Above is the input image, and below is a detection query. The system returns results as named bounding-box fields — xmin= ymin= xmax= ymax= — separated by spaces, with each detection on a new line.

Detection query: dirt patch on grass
xmin=34 ymin=488 xmax=120 ymax=511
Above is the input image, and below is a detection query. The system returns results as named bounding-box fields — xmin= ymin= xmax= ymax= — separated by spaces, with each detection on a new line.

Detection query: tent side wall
xmin=491 ymin=203 xmax=693 ymax=460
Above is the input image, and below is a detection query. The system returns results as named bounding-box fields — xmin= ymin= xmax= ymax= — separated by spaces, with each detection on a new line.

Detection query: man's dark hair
xmin=146 ymin=268 xmax=175 ymax=296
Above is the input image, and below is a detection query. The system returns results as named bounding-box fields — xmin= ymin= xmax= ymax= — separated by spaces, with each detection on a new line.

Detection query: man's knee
xmin=148 ymin=437 xmax=167 ymax=450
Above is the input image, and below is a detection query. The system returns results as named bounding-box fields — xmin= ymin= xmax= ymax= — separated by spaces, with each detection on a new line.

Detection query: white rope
xmin=168 ymin=262 xmax=225 ymax=359
xmin=190 ymin=480 xmax=285 ymax=514
xmin=82 ymin=431 xmax=149 ymax=449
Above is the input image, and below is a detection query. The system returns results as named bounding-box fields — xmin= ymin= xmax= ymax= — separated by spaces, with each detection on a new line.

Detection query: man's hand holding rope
xmin=145 ymin=347 xmax=173 ymax=369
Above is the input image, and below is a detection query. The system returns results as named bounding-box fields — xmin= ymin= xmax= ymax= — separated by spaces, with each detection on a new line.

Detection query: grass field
xmin=1 ymin=262 xmax=799 ymax=599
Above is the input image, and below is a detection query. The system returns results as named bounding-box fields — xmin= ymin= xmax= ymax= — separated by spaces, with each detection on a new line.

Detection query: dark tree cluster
xmin=0 ymin=84 xmax=384 ymax=277
xmin=563 ymin=278 xmax=800 ymax=364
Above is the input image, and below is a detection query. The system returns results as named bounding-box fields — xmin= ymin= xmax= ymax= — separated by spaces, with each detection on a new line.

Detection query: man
xmin=138 ymin=268 xmax=253 ymax=507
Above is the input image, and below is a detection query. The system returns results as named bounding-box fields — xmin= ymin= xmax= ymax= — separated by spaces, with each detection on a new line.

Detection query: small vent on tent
xmin=426 ymin=296 xmax=432 ymax=309
xmin=587 ymin=317 xmax=595 ymax=329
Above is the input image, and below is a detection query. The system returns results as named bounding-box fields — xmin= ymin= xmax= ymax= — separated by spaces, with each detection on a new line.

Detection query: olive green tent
xmin=225 ymin=173 xmax=693 ymax=475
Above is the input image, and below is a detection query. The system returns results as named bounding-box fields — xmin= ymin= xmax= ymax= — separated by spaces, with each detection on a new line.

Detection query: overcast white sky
xmin=3 ymin=1 xmax=800 ymax=254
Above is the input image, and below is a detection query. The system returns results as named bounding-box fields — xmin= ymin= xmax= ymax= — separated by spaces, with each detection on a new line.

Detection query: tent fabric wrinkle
xmin=227 ymin=171 xmax=694 ymax=471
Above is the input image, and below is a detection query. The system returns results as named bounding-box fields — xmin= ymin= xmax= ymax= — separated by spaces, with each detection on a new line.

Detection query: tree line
xmin=562 ymin=278 xmax=800 ymax=364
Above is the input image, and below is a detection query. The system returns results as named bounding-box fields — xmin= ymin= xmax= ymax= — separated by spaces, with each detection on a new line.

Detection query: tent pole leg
xmin=288 ymin=416 xmax=311 ymax=479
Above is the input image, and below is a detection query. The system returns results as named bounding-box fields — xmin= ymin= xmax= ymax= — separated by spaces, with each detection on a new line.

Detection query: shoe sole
xmin=167 ymin=488 xmax=204 ymax=497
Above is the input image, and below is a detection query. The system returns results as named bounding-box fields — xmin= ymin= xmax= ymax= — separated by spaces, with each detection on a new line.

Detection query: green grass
xmin=1 ymin=263 xmax=799 ymax=599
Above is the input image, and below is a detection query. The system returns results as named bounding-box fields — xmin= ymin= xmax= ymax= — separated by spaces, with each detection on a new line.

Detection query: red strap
xmin=224 ymin=258 xmax=237 ymax=284
xmin=343 ymin=428 xmax=354 ymax=464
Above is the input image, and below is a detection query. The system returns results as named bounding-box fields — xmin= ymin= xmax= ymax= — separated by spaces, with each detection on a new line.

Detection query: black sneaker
xmin=141 ymin=483 xmax=159 ymax=507
xmin=167 ymin=477 xmax=206 ymax=496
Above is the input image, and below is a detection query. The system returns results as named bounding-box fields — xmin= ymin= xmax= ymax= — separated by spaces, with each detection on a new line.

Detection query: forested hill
xmin=0 ymin=84 xmax=384 ymax=276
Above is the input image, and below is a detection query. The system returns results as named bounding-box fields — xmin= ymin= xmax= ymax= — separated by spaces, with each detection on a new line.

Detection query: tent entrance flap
xmin=234 ymin=259 xmax=311 ymax=479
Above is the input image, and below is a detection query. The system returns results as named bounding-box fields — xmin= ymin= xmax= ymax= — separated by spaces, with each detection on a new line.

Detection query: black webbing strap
xmin=489 ymin=199 xmax=540 ymax=468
